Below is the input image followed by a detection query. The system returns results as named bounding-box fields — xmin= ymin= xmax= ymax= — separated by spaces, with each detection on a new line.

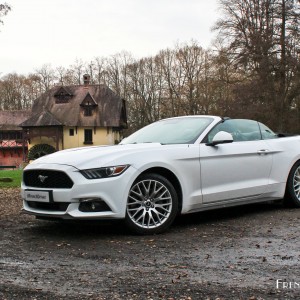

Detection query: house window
xmin=84 ymin=102 xmax=93 ymax=116
xmin=0 ymin=131 xmax=22 ymax=140
xmin=69 ymin=129 xmax=74 ymax=136
xmin=84 ymin=129 xmax=93 ymax=144
xmin=80 ymin=93 xmax=98 ymax=117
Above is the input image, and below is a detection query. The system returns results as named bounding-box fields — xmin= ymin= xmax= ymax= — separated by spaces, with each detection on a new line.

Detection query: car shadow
xmin=24 ymin=202 xmax=286 ymax=239
xmin=26 ymin=218 xmax=129 ymax=238
xmin=173 ymin=201 xmax=285 ymax=229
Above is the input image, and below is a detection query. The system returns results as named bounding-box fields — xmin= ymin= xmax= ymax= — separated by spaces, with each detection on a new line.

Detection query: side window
xmin=207 ymin=119 xmax=262 ymax=143
xmin=259 ymin=123 xmax=278 ymax=140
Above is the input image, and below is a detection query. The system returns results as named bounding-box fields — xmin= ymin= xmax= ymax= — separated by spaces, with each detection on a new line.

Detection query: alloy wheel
xmin=127 ymin=179 xmax=173 ymax=229
xmin=293 ymin=165 xmax=300 ymax=201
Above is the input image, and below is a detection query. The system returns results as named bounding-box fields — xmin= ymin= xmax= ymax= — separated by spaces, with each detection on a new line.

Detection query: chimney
xmin=83 ymin=74 xmax=91 ymax=86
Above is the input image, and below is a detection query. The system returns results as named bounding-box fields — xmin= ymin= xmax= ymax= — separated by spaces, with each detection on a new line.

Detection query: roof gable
xmin=80 ymin=92 xmax=98 ymax=107
xmin=54 ymin=86 xmax=73 ymax=104
xmin=20 ymin=110 xmax=62 ymax=127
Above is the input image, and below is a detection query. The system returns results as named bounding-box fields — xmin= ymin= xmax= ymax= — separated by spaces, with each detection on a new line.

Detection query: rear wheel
xmin=284 ymin=161 xmax=300 ymax=207
xmin=125 ymin=173 xmax=178 ymax=234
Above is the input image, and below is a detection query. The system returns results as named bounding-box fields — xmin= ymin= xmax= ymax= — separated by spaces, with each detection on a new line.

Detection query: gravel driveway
xmin=0 ymin=188 xmax=299 ymax=299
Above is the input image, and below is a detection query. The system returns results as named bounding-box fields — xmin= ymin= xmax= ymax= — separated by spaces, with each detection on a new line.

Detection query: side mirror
xmin=206 ymin=131 xmax=233 ymax=146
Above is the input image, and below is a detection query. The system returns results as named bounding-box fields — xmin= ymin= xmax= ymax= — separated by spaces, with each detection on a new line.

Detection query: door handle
xmin=257 ymin=149 xmax=269 ymax=155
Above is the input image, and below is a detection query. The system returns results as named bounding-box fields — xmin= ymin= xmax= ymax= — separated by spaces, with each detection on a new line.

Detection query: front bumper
xmin=21 ymin=163 xmax=138 ymax=220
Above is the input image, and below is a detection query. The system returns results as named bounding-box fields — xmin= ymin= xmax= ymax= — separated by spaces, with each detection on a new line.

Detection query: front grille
xmin=23 ymin=170 xmax=74 ymax=189
xmin=27 ymin=201 xmax=69 ymax=211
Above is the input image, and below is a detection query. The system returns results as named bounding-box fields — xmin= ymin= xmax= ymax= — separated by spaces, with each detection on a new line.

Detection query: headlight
xmin=80 ymin=165 xmax=129 ymax=179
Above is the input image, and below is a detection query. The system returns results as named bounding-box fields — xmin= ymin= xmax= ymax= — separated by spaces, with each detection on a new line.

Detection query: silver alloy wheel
xmin=293 ymin=165 xmax=300 ymax=200
xmin=127 ymin=179 xmax=173 ymax=229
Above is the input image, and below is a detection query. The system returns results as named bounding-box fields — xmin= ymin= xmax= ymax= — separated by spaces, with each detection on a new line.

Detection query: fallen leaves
xmin=0 ymin=188 xmax=23 ymax=218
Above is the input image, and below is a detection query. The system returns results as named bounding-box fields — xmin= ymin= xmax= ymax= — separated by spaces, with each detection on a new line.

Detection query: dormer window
xmin=84 ymin=101 xmax=93 ymax=116
xmin=80 ymin=92 xmax=98 ymax=117
xmin=54 ymin=87 xmax=73 ymax=104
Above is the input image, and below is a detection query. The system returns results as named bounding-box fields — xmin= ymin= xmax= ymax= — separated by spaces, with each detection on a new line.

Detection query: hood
xmin=29 ymin=143 xmax=163 ymax=170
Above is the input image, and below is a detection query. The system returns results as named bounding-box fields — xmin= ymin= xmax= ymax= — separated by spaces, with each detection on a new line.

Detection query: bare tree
xmin=93 ymin=57 xmax=108 ymax=85
xmin=214 ymin=0 xmax=300 ymax=132
xmin=156 ymin=48 xmax=185 ymax=117
xmin=105 ymin=51 xmax=133 ymax=99
xmin=70 ymin=59 xmax=84 ymax=85
xmin=55 ymin=66 xmax=75 ymax=86
xmin=0 ymin=2 xmax=10 ymax=28
xmin=34 ymin=64 xmax=56 ymax=93
xmin=0 ymin=73 xmax=33 ymax=110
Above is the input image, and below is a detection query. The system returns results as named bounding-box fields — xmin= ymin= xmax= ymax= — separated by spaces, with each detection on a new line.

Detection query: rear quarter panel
xmin=266 ymin=136 xmax=300 ymax=185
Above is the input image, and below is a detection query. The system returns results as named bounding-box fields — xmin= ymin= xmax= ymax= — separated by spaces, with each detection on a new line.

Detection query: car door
xmin=199 ymin=119 xmax=273 ymax=204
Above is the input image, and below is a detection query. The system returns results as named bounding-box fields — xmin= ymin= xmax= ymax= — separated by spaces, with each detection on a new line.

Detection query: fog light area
xmin=78 ymin=198 xmax=111 ymax=212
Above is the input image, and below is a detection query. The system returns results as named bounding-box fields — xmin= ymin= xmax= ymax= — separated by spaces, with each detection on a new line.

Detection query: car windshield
xmin=120 ymin=117 xmax=214 ymax=145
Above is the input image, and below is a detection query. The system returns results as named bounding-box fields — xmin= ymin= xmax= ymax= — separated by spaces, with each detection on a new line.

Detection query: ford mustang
xmin=21 ymin=116 xmax=300 ymax=234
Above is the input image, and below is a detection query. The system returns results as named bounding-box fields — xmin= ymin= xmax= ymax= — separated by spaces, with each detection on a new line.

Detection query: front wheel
xmin=125 ymin=173 xmax=178 ymax=234
xmin=284 ymin=161 xmax=300 ymax=207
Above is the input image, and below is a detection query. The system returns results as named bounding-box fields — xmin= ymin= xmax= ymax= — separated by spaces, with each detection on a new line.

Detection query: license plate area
xmin=25 ymin=189 xmax=53 ymax=203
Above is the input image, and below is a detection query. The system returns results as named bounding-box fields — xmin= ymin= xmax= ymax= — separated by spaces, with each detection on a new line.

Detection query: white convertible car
xmin=21 ymin=116 xmax=300 ymax=234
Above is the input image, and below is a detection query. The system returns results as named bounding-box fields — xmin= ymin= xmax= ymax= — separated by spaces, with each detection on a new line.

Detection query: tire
xmin=125 ymin=173 xmax=178 ymax=234
xmin=284 ymin=161 xmax=300 ymax=207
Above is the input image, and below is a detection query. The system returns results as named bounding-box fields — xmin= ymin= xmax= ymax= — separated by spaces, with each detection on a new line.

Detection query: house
xmin=0 ymin=110 xmax=31 ymax=167
xmin=20 ymin=74 xmax=127 ymax=160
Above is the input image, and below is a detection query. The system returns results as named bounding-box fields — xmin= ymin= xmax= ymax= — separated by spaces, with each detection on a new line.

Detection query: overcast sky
xmin=0 ymin=0 xmax=219 ymax=75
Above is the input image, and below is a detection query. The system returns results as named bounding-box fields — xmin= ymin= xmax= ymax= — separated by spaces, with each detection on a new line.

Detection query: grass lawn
xmin=0 ymin=170 xmax=23 ymax=188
